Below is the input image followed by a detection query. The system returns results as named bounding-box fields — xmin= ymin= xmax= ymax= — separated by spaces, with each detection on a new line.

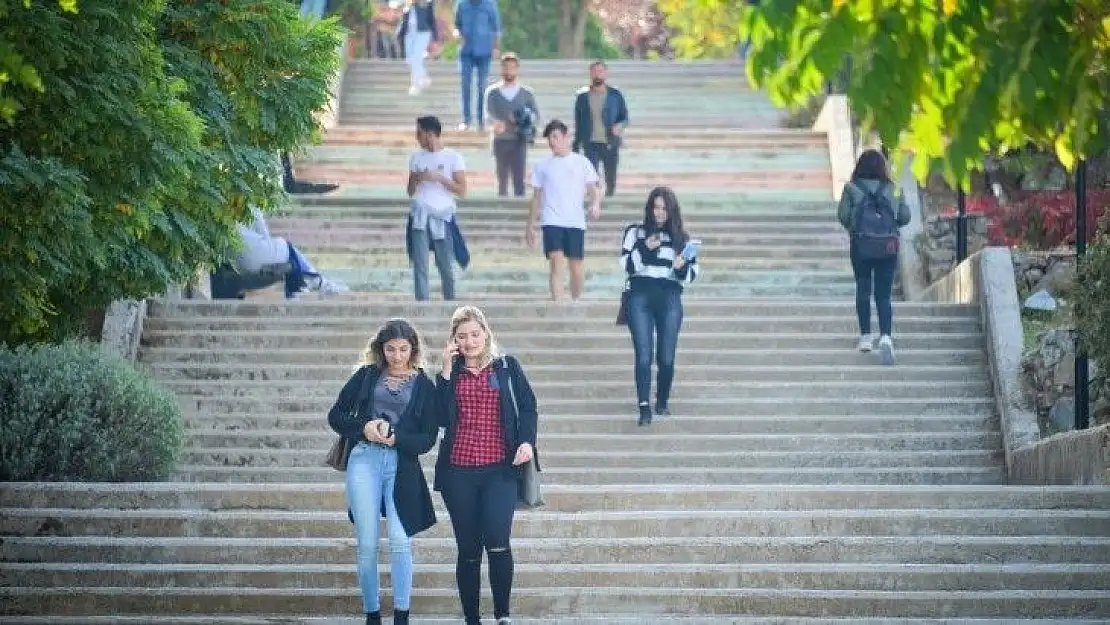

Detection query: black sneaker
xmin=654 ymin=402 xmax=670 ymax=417
xmin=637 ymin=403 xmax=652 ymax=427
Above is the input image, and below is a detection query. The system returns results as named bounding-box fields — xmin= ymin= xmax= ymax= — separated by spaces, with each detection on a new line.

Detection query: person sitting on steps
xmin=236 ymin=205 xmax=348 ymax=299
xmin=619 ymin=186 xmax=699 ymax=426
xmin=836 ymin=149 xmax=911 ymax=365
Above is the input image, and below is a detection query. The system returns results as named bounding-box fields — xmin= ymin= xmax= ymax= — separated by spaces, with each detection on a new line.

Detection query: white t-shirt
xmin=530 ymin=153 xmax=600 ymax=230
xmin=409 ymin=148 xmax=466 ymax=216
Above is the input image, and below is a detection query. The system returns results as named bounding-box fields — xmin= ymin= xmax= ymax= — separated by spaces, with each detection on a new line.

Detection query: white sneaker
xmin=317 ymin=277 xmax=349 ymax=294
xmin=408 ymin=85 xmax=420 ymax=96
xmin=857 ymin=334 xmax=875 ymax=353
xmin=878 ymin=335 xmax=896 ymax=365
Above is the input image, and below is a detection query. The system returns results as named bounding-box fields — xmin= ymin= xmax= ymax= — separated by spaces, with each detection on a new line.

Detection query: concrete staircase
xmin=2 ymin=59 xmax=1110 ymax=624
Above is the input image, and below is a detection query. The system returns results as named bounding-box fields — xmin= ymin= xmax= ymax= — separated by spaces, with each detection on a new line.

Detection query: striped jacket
xmin=619 ymin=224 xmax=699 ymax=289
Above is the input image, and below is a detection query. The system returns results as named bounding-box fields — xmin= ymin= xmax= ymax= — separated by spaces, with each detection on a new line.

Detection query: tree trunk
xmin=556 ymin=0 xmax=591 ymax=58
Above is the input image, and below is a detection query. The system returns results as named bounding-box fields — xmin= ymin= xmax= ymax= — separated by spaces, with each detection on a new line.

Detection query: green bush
xmin=0 ymin=341 xmax=184 ymax=482
xmin=1076 ymin=238 xmax=1110 ymax=384
xmin=500 ymin=3 xmax=620 ymax=60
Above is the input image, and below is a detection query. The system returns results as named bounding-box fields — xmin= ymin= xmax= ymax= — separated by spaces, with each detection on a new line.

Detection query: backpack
xmin=851 ymin=182 xmax=900 ymax=260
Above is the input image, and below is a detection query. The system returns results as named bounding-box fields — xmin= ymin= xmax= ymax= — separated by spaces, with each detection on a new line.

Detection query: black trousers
xmin=440 ymin=464 xmax=518 ymax=623
xmin=493 ymin=138 xmax=527 ymax=197
xmin=584 ymin=142 xmax=619 ymax=195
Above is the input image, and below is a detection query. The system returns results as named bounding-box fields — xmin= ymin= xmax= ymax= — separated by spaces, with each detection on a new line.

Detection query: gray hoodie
xmin=836 ymin=178 xmax=911 ymax=232
xmin=485 ymin=82 xmax=539 ymax=142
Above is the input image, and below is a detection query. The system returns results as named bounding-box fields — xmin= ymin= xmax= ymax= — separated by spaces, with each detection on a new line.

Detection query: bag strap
xmin=502 ymin=356 xmax=520 ymax=432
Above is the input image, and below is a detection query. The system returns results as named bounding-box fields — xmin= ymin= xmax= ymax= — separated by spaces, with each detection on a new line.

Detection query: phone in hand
xmin=681 ymin=239 xmax=702 ymax=261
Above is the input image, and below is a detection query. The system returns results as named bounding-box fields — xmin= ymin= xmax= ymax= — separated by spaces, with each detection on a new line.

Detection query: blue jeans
xmin=626 ymin=285 xmax=684 ymax=406
xmin=299 ymin=0 xmax=327 ymax=18
xmin=850 ymin=243 xmax=897 ymax=336
xmin=458 ymin=53 xmax=491 ymax=126
xmin=346 ymin=442 xmax=413 ymax=613
xmin=411 ymin=227 xmax=456 ymax=301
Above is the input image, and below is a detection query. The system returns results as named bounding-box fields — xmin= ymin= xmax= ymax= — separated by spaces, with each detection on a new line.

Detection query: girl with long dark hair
xmin=327 ymin=319 xmax=440 ymax=625
xmin=619 ymin=186 xmax=700 ymax=426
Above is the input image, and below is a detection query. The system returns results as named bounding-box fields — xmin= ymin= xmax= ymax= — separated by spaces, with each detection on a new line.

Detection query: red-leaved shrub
xmin=941 ymin=190 xmax=1110 ymax=250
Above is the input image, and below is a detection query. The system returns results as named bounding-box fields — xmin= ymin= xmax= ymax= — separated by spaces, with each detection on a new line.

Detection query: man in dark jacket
xmin=572 ymin=60 xmax=629 ymax=197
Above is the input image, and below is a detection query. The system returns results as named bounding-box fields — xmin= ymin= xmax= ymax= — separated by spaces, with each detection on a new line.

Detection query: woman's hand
xmin=512 ymin=442 xmax=534 ymax=466
xmin=673 ymin=255 xmax=687 ymax=270
xmin=645 ymin=234 xmax=662 ymax=251
xmin=440 ymin=340 xmax=460 ymax=378
xmin=363 ymin=419 xmax=395 ymax=446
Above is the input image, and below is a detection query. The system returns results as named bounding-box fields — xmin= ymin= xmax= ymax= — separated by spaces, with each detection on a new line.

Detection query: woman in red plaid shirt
xmin=433 ymin=305 xmax=539 ymax=625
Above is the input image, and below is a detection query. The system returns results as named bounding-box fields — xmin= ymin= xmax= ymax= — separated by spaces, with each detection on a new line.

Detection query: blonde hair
xmin=450 ymin=305 xmax=500 ymax=365
xmin=356 ymin=318 xmax=426 ymax=370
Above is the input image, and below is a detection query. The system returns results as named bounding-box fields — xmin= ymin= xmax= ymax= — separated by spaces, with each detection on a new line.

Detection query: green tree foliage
xmin=0 ymin=340 xmax=185 ymax=482
xmin=0 ymin=1 xmax=341 ymax=344
xmin=499 ymin=0 xmax=619 ymax=60
xmin=661 ymin=0 xmax=1110 ymax=188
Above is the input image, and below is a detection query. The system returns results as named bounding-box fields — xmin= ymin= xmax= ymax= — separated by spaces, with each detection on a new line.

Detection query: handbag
xmin=615 ymin=281 xmax=630 ymax=326
xmin=503 ymin=357 xmax=544 ymax=508
xmin=325 ymin=437 xmax=354 ymax=471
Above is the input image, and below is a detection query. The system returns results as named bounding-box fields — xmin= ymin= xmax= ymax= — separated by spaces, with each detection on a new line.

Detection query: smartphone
xmin=681 ymin=239 xmax=702 ymax=261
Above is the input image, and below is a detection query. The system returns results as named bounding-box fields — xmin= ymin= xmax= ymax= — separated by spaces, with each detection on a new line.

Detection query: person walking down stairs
xmin=327 ymin=319 xmax=441 ymax=625
xmin=398 ymin=0 xmax=438 ymax=95
xmin=836 ymin=149 xmax=911 ymax=365
xmin=434 ymin=305 xmax=539 ymax=625
xmin=619 ymin=186 xmax=700 ymax=426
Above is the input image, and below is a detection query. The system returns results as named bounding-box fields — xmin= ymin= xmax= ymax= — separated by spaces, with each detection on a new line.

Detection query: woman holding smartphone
xmin=327 ymin=319 xmax=440 ymax=625
xmin=434 ymin=305 xmax=539 ymax=625
xmin=619 ymin=186 xmax=700 ymax=426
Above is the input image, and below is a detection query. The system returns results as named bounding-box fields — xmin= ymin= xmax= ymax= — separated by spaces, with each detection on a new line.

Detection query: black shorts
xmin=541 ymin=226 xmax=586 ymax=260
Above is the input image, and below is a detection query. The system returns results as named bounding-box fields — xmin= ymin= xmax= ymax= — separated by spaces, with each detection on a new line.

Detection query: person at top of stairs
xmin=525 ymin=119 xmax=603 ymax=303
xmin=572 ymin=60 xmax=629 ymax=197
xmin=619 ymin=186 xmax=700 ymax=426
xmin=434 ymin=305 xmax=539 ymax=625
xmin=485 ymin=51 xmax=540 ymax=198
xmin=837 ymin=148 xmax=911 ymax=365
xmin=327 ymin=318 xmax=441 ymax=625
xmin=398 ymin=0 xmax=438 ymax=95
xmin=454 ymin=0 xmax=502 ymax=131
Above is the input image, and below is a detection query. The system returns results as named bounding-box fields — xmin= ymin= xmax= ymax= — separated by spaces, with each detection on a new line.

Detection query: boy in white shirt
xmin=525 ymin=119 xmax=602 ymax=302
xmin=407 ymin=115 xmax=468 ymax=301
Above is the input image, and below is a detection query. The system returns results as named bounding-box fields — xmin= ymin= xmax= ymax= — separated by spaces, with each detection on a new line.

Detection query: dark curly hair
xmin=358 ymin=318 xmax=424 ymax=370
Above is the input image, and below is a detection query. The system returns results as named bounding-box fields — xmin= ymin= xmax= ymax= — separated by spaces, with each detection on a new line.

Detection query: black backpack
xmin=852 ymin=183 xmax=900 ymax=260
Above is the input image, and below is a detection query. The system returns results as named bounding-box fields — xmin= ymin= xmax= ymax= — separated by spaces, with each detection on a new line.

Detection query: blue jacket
xmin=572 ymin=85 xmax=629 ymax=152
xmin=405 ymin=215 xmax=471 ymax=270
xmin=454 ymin=0 xmax=501 ymax=57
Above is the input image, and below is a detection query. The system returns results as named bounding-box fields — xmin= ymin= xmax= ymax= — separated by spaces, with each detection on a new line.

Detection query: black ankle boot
xmin=637 ymin=403 xmax=652 ymax=426
xmin=654 ymin=401 xmax=670 ymax=417
xmin=365 ymin=612 xmax=381 ymax=625
xmin=393 ymin=609 xmax=410 ymax=625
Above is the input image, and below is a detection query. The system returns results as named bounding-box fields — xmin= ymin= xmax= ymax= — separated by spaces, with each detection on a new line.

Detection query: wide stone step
xmin=183 ymin=413 xmax=999 ymax=436
xmin=183 ymin=449 xmax=1003 ymax=472
xmin=270 ymin=215 xmax=843 ymax=234
xmin=21 ymin=508 xmax=1105 ymax=541
xmin=294 ymin=164 xmax=832 ymax=190
xmin=295 ymin=184 xmax=835 ymax=202
xmin=176 ymin=397 xmax=996 ymax=418
xmin=2 ymin=616 xmax=1107 ymax=625
xmin=185 ymin=431 xmax=1001 ymax=454
xmin=175 ymin=465 xmax=1004 ymax=486
xmin=307 ymin=253 xmax=852 ymax=273
xmin=6 ymin=562 xmax=1110 ymax=593
xmin=167 ymin=379 xmax=991 ymax=401
xmin=149 ymin=363 xmax=985 ymax=384
xmin=5 ymin=584 xmax=1108 ymax=618
xmin=145 ymin=298 xmax=978 ymax=319
xmin=271 ymin=228 xmax=850 ymax=249
xmin=284 ymin=207 xmax=838 ymax=224
xmin=140 ymin=347 xmax=988 ymax=368
xmin=143 ymin=330 xmax=984 ymax=351
xmin=143 ymin=314 xmax=978 ymax=334
xmin=8 ymin=483 xmax=1107 ymax=511
xmin=289 ymin=194 xmax=835 ymax=210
